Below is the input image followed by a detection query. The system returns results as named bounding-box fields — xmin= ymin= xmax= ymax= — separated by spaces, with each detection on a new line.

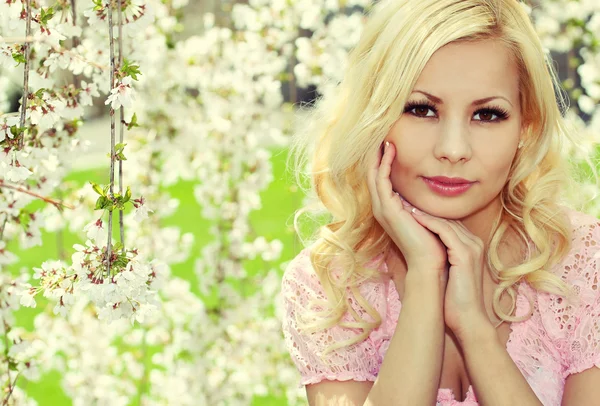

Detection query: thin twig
xmin=0 ymin=215 xmax=7 ymax=240
xmin=2 ymin=321 xmax=15 ymax=406
xmin=117 ymin=0 xmax=125 ymax=251
xmin=17 ymin=0 xmax=32 ymax=151
xmin=0 ymin=180 xmax=74 ymax=210
xmin=70 ymin=0 xmax=80 ymax=49
xmin=106 ymin=0 xmax=117 ymax=276
xmin=70 ymin=0 xmax=81 ymax=90
xmin=2 ymin=371 xmax=20 ymax=406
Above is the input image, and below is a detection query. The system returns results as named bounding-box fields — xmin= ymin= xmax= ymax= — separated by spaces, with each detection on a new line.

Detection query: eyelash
xmin=403 ymin=100 xmax=510 ymax=122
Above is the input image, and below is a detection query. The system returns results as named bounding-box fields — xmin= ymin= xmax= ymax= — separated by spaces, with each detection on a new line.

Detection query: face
xmin=385 ymin=39 xmax=523 ymax=221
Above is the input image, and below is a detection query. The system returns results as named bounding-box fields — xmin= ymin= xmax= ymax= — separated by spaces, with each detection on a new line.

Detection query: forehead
xmin=413 ymin=39 xmax=520 ymax=102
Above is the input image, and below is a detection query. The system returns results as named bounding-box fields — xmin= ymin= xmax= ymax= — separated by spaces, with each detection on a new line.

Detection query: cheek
xmin=388 ymin=145 xmax=426 ymax=192
xmin=477 ymin=144 xmax=517 ymax=186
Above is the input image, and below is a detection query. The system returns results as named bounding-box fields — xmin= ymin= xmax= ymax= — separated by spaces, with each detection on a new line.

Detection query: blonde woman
xmin=281 ymin=0 xmax=600 ymax=405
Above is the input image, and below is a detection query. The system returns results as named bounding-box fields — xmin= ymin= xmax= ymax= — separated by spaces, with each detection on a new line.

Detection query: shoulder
xmin=280 ymin=245 xmax=387 ymax=304
xmin=280 ymin=247 xmax=319 ymax=296
xmin=279 ymin=246 xmax=389 ymax=385
xmin=557 ymin=207 xmax=600 ymax=284
xmin=564 ymin=207 xmax=600 ymax=246
xmin=552 ymin=208 xmax=600 ymax=377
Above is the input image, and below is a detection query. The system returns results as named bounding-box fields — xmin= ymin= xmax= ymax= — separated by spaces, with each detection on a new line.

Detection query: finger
xmin=367 ymin=143 xmax=384 ymax=213
xmin=376 ymin=141 xmax=398 ymax=201
xmin=409 ymin=212 xmax=469 ymax=253
xmin=409 ymin=209 xmax=479 ymax=247
xmin=445 ymin=220 xmax=484 ymax=248
xmin=440 ymin=220 xmax=476 ymax=248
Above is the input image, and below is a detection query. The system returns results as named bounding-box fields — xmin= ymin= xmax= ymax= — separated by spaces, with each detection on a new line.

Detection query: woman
xmin=281 ymin=0 xmax=600 ymax=405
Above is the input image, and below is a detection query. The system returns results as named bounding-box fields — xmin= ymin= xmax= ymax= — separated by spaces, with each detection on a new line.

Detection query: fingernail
xmin=385 ymin=141 xmax=390 ymax=152
xmin=401 ymin=199 xmax=411 ymax=207
xmin=411 ymin=207 xmax=423 ymax=215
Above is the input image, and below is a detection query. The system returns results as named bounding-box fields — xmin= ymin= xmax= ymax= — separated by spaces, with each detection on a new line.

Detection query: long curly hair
xmin=287 ymin=0 xmax=592 ymax=358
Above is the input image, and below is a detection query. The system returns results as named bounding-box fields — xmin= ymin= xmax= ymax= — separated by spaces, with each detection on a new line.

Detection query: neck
xmin=459 ymin=197 xmax=504 ymax=248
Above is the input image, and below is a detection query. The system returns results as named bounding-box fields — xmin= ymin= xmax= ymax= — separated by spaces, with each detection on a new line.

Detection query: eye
xmin=473 ymin=107 xmax=510 ymax=122
xmin=404 ymin=101 xmax=437 ymax=118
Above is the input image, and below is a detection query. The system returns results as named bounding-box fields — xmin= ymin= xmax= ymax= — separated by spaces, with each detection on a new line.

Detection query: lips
xmin=426 ymin=176 xmax=474 ymax=185
xmin=422 ymin=177 xmax=476 ymax=197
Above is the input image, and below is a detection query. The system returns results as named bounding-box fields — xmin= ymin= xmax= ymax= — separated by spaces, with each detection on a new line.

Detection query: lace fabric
xmin=280 ymin=208 xmax=600 ymax=405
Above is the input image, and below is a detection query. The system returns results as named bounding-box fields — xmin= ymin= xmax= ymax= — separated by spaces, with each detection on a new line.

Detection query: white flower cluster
xmin=0 ymin=272 xmax=40 ymax=406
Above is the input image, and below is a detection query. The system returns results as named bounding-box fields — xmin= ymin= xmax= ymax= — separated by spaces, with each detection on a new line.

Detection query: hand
xmin=367 ymin=141 xmax=449 ymax=282
xmin=402 ymin=202 xmax=491 ymax=341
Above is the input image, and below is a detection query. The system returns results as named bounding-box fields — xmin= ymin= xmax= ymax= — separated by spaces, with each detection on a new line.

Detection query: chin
xmin=413 ymin=198 xmax=484 ymax=220
xmin=424 ymin=207 xmax=472 ymax=220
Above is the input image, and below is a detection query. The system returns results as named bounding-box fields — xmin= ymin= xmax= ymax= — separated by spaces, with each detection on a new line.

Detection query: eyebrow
xmin=412 ymin=90 xmax=513 ymax=107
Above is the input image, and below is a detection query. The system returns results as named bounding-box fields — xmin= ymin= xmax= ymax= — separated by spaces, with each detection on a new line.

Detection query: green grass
xmin=11 ymin=147 xmax=306 ymax=405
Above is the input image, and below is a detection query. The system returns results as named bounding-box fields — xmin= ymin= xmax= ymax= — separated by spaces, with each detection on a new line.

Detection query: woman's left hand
xmin=400 ymin=198 xmax=493 ymax=342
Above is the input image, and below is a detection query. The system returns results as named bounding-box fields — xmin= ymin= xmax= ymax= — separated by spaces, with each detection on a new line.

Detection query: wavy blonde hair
xmin=287 ymin=0 xmax=592 ymax=358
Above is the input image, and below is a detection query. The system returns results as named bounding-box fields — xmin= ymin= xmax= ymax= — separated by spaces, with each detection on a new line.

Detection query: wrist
xmin=403 ymin=271 xmax=446 ymax=304
xmin=405 ymin=269 xmax=447 ymax=292
xmin=456 ymin=317 xmax=497 ymax=348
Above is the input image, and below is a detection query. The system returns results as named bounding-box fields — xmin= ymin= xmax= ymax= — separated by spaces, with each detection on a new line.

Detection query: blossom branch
xmin=70 ymin=0 xmax=80 ymax=49
xmin=117 ymin=0 xmax=125 ymax=251
xmin=0 ymin=180 xmax=75 ymax=211
xmin=17 ymin=0 xmax=32 ymax=151
xmin=1 ymin=321 xmax=19 ymax=406
xmin=106 ymin=0 xmax=117 ymax=276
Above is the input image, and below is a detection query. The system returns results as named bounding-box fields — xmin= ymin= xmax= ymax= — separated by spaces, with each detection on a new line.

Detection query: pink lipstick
xmin=422 ymin=176 xmax=476 ymax=197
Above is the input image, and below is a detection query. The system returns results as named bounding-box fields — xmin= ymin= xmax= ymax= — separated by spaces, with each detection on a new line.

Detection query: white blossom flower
xmin=79 ymin=80 xmax=100 ymax=106
xmin=105 ymin=76 xmax=136 ymax=110
xmin=83 ymin=219 xmax=108 ymax=244
xmin=5 ymin=165 xmax=33 ymax=182
xmin=133 ymin=204 xmax=153 ymax=222
xmin=0 ymin=43 xmax=13 ymax=68
xmin=29 ymin=98 xmax=66 ymax=130
xmin=19 ymin=288 xmax=37 ymax=308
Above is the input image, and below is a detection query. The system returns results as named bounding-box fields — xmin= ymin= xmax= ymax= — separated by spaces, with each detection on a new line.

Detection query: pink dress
xmin=280 ymin=208 xmax=600 ymax=405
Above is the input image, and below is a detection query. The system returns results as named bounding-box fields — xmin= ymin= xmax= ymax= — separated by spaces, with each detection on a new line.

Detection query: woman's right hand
xmin=367 ymin=141 xmax=449 ymax=283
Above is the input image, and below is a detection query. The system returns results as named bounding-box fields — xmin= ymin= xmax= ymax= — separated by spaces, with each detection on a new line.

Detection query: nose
xmin=433 ymin=120 xmax=472 ymax=163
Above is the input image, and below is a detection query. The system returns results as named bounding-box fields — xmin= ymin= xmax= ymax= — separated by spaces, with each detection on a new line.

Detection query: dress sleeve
xmin=562 ymin=219 xmax=600 ymax=377
xmin=280 ymin=248 xmax=386 ymax=388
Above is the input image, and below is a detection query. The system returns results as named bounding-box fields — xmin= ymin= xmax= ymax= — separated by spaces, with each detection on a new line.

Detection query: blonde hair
xmin=287 ymin=0 xmax=591 ymax=359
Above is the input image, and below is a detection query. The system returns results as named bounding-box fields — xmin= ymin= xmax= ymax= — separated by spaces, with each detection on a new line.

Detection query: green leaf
xmin=12 ymin=52 xmax=26 ymax=66
xmin=10 ymin=125 xmax=25 ymax=137
xmin=90 ymin=181 xmax=104 ymax=196
xmin=40 ymin=7 xmax=55 ymax=25
xmin=121 ymin=58 xmax=142 ymax=81
xmin=124 ymin=186 xmax=132 ymax=203
xmin=94 ymin=196 xmax=108 ymax=210
xmin=127 ymin=113 xmax=140 ymax=130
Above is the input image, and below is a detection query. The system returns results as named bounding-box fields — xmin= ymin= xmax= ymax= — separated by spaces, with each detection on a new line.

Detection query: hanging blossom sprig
xmin=19 ymin=178 xmax=158 ymax=324
xmin=18 ymin=0 xmax=155 ymax=325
